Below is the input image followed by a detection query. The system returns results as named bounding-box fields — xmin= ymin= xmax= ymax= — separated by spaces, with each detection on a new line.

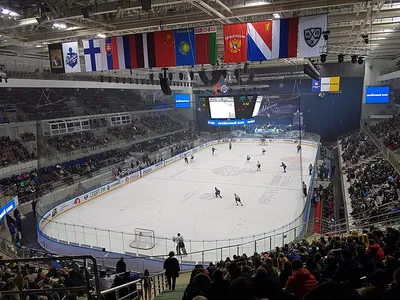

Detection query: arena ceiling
xmin=1 ymin=0 xmax=400 ymax=65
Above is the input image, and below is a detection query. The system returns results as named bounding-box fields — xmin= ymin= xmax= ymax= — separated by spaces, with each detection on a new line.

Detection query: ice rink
xmin=42 ymin=141 xmax=317 ymax=258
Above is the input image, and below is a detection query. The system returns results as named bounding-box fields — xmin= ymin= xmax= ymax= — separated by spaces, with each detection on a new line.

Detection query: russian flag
xmin=272 ymin=18 xmax=298 ymax=59
xmin=247 ymin=21 xmax=273 ymax=61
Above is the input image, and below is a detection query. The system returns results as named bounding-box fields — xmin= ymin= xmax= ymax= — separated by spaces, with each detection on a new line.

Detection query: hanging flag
xmin=223 ymin=23 xmax=247 ymax=63
xmin=62 ymin=42 xmax=81 ymax=73
xmin=174 ymin=28 xmax=196 ymax=66
xmin=83 ymin=39 xmax=103 ymax=72
xmin=142 ymin=32 xmax=156 ymax=68
xmin=247 ymin=21 xmax=273 ymax=61
xmin=48 ymin=43 xmax=65 ymax=73
xmin=103 ymin=36 xmax=120 ymax=70
xmin=195 ymin=26 xmax=217 ymax=65
xmin=298 ymin=14 xmax=327 ymax=58
xmin=154 ymin=30 xmax=176 ymax=67
xmin=271 ymin=18 xmax=298 ymax=59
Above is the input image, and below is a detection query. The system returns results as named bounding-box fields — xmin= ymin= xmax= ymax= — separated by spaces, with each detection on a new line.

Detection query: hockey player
xmin=184 ymin=154 xmax=188 ymax=164
xmin=302 ymin=182 xmax=307 ymax=197
xmin=280 ymin=162 xmax=287 ymax=173
xmin=257 ymin=161 xmax=261 ymax=171
xmin=246 ymin=155 xmax=251 ymax=163
xmin=297 ymin=144 xmax=302 ymax=153
xmin=173 ymin=233 xmax=187 ymax=255
xmin=212 ymin=147 xmax=217 ymax=155
xmin=229 ymin=142 xmax=232 ymax=150
xmin=215 ymin=187 xmax=222 ymax=198
xmin=234 ymin=193 xmax=243 ymax=206
xmin=309 ymin=163 xmax=313 ymax=176
xmin=190 ymin=154 xmax=194 ymax=163
xmin=262 ymin=148 xmax=266 ymax=155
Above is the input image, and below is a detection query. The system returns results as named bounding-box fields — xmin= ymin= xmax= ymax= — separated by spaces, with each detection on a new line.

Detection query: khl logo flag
xmin=298 ymin=14 xmax=327 ymax=58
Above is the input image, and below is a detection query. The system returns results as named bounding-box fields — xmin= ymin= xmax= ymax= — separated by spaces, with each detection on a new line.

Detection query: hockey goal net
xmin=129 ymin=228 xmax=156 ymax=250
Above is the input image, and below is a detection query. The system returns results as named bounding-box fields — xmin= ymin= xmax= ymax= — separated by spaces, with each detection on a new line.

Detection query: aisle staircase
xmin=155 ymin=272 xmax=190 ymax=300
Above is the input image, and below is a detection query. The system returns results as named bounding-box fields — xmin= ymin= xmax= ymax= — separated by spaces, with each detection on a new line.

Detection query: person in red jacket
xmin=366 ymin=239 xmax=385 ymax=262
xmin=285 ymin=259 xmax=317 ymax=300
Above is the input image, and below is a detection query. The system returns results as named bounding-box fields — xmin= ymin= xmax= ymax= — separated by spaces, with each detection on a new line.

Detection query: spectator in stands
xmin=252 ymin=266 xmax=281 ymax=300
xmin=279 ymin=262 xmax=293 ymax=288
xmin=285 ymin=259 xmax=317 ymax=299
xmin=116 ymin=257 xmax=126 ymax=274
xmin=332 ymin=248 xmax=363 ymax=287
xmin=99 ymin=270 xmax=114 ymax=291
xmin=387 ymin=267 xmax=400 ymax=300
xmin=208 ymin=270 xmax=229 ymax=300
xmin=163 ymin=251 xmax=180 ymax=291
xmin=367 ymin=239 xmax=385 ymax=262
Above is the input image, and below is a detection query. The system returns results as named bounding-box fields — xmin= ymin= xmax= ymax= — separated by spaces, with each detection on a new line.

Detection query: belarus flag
xmin=247 ymin=21 xmax=273 ymax=61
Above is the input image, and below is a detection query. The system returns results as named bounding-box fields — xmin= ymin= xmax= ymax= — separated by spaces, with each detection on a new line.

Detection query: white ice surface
xmin=43 ymin=142 xmax=317 ymax=260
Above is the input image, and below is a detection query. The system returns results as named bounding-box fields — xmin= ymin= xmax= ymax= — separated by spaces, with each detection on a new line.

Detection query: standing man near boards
xmin=163 ymin=251 xmax=180 ymax=291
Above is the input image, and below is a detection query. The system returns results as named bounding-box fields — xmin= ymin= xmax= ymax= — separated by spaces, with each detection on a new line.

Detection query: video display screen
xmin=365 ymin=86 xmax=390 ymax=104
xmin=175 ymin=94 xmax=191 ymax=108
xmin=209 ymin=97 xmax=236 ymax=119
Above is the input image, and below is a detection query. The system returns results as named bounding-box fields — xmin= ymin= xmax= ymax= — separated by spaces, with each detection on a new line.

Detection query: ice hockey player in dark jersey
xmin=184 ymin=154 xmax=188 ymax=164
xmin=229 ymin=142 xmax=232 ymax=150
xmin=190 ymin=154 xmax=194 ymax=162
xmin=212 ymin=147 xmax=217 ymax=155
xmin=297 ymin=144 xmax=302 ymax=153
xmin=280 ymin=162 xmax=287 ymax=173
xmin=215 ymin=187 xmax=222 ymax=198
xmin=246 ymin=155 xmax=251 ymax=163
xmin=262 ymin=148 xmax=266 ymax=155
xmin=234 ymin=193 xmax=243 ymax=206
xmin=257 ymin=161 xmax=261 ymax=171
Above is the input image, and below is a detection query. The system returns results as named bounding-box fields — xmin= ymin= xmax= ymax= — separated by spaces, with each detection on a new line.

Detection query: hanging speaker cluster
xmin=198 ymin=70 xmax=222 ymax=86
xmin=160 ymin=69 xmax=172 ymax=95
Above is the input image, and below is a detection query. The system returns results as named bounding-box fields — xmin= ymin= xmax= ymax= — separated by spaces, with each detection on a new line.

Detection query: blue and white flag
xmin=83 ymin=39 xmax=104 ymax=72
xmin=62 ymin=42 xmax=81 ymax=73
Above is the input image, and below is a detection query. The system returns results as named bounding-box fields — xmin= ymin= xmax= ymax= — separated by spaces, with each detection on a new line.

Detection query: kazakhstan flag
xmin=174 ymin=28 xmax=196 ymax=66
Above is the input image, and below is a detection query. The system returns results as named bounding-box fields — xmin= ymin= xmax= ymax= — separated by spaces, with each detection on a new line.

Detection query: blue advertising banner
xmin=312 ymin=79 xmax=320 ymax=92
xmin=208 ymin=119 xmax=256 ymax=126
xmin=0 ymin=197 xmax=18 ymax=222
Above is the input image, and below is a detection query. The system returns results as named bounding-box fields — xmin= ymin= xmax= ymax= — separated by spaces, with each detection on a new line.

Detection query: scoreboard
xmin=199 ymin=95 xmax=262 ymax=120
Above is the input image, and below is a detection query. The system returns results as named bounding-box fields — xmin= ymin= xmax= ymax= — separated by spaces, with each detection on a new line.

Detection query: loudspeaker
xmin=160 ymin=77 xmax=172 ymax=95
xmin=81 ymin=8 xmax=90 ymax=18
xmin=141 ymin=0 xmax=152 ymax=10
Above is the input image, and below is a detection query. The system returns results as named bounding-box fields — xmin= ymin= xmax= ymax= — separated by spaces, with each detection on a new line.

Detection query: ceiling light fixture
xmin=96 ymin=33 xmax=106 ymax=38
xmin=53 ymin=23 xmax=67 ymax=29
xmin=273 ymin=13 xmax=280 ymax=19
xmin=1 ymin=9 xmax=10 ymax=14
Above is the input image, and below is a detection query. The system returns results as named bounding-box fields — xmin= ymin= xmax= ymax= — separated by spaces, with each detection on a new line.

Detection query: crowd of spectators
xmin=0 ymin=258 xmax=92 ymax=300
xmin=346 ymin=159 xmax=400 ymax=224
xmin=108 ymin=123 xmax=148 ymax=141
xmin=370 ymin=116 xmax=400 ymax=139
xmin=141 ymin=115 xmax=183 ymax=134
xmin=341 ymin=132 xmax=378 ymax=164
xmin=172 ymin=226 xmax=400 ymax=300
xmin=0 ymin=149 xmax=129 ymax=203
xmin=313 ymin=183 xmax=335 ymax=221
xmin=49 ymin=132 xmax=109 ymax=152
xmin=130 ymin=132 xmax=198 ymax=156
xmin=0 ymin=136 xmax=35 ymax=167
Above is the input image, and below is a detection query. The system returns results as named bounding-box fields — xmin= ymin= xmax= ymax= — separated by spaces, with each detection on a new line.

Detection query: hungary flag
xmin=195 ymin=26 xmax=217 ymax=65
